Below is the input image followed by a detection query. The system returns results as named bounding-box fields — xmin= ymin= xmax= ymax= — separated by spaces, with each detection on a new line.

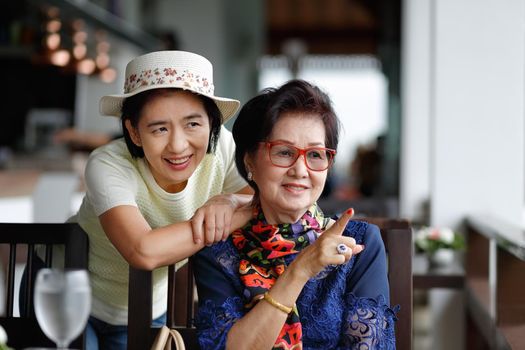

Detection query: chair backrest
xmin=128 ymin=218 xmax=413 ymax=350
xmin=0 ymin=223 xmax=89 ymax=349
xmin=128 ymin=260 xmax=198 ymax=350
xmin=355 ymin=217 xmax=413 ymax=350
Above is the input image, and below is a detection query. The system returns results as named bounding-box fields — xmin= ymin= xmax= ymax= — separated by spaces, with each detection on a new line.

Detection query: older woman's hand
xmin=290 ymin=208 xmax=365 ymax=280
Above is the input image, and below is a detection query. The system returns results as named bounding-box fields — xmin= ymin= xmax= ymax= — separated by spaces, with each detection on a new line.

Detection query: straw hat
xmin=99 ymin=50 xmax=240 ymax=123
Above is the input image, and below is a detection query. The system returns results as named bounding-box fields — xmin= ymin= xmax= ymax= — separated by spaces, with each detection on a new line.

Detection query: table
xmin=413 ymin=253 xmax=465 ymax=290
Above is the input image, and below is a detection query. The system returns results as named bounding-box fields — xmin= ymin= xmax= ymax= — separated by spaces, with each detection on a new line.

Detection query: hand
xmin=290 ymin=208 xmax=365 ymax=280
xmin=191 ymin=194 xmax=238 ymax=245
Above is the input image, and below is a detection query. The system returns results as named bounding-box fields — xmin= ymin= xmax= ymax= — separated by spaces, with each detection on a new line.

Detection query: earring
xmin=247 ymin=171 xmax=253 ymax=181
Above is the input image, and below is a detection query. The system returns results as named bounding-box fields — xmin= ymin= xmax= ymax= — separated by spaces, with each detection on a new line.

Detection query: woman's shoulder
xmin=87 ymin=139 xmax=137 ymax=173
xmin=89 ymin=138 xmax=129 ymax=160
xmin=84 ymin=138 xmax=140 ymax=192
xmin=194 ymin=240 xmax=242 ymax=286
xmin=196 ymin=239 xmax=237 ymax=265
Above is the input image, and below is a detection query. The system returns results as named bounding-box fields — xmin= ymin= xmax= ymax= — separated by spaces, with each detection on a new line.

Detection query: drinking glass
xmin=34 ymin=268 xmax=91 ymax=349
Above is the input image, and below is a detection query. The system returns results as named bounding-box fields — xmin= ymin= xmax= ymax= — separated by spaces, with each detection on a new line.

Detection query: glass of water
xmin=34 ymin=268 xmax=91 ymax=349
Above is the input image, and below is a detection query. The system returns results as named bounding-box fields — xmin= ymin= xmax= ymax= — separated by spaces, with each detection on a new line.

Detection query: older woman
xmin=194 ymin=79 xmax=397 ymax=349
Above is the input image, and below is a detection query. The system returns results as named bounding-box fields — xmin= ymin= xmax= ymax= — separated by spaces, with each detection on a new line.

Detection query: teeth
xmin=285 ymin=185 xmax=306 ymax=190
xmin=166 ymin=156 xmax=189 ymax=165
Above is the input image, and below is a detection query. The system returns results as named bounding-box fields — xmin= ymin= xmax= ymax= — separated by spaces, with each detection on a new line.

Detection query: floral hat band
xmin=99 ymin=50 xmax=240 ymax=123
xmin=124 ymin=68 xmax=214 ymax=95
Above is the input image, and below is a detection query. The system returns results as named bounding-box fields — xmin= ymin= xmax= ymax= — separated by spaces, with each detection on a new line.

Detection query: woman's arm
xmin=99 ymin=203 xmax=252 ymax=270
xmin=86 ymin=139 xmax=253 ymax=270
xmin=191 ymin=186 xmax=253 ymax=244
xmin=225 ymin=209 xmax=363 ymax=350
xmin=339 ymin=223 xmax=397 ymax=349
xmin=225 ymin=261 xmax=308 ymax=349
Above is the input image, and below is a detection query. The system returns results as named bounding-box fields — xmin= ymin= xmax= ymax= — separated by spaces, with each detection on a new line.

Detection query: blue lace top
xmin=193 ymin=220 xmax=398 ymax=349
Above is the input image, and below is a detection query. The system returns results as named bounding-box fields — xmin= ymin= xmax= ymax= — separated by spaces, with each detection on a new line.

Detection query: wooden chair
xmin=128 ymin=218 xmax=413 ymax=350
xmin=0 ymin=223 xmax=89 ymax=349
xmin=356 ymin=217 xmax=413 ymax=350
xmin=128 ymin=260 xmax=198 ymax=350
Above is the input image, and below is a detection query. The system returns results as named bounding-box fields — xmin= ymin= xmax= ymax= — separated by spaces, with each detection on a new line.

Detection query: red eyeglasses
xmin=262 ymin=141 xmax=336 ymax=171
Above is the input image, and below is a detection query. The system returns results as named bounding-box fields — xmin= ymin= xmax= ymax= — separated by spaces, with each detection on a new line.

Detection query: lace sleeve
xmin=341 ymin=294 xmax=398 ymax=349
xmin=195 ymin=297 xmax=244 ymax=350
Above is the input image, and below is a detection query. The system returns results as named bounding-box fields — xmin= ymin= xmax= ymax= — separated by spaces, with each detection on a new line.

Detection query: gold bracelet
xmin=263 ymin=292 xmax=293 ymax=314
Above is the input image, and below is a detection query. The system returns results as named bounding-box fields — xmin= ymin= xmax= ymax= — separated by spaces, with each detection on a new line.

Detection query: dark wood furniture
xmin=412 ymin=253 xmax=465 ymax=290
xmin=128 ymin=261 xmax=198 ymax=350
xmin=0 ymin=223 xmax=89 ymax=349
xmin=356 ymin=217 xmax=413 ymax=350
xmin=465 ymin=216 xmax=525 ymax=350
xmin=128 ymin=217 xmax=413 ymax=350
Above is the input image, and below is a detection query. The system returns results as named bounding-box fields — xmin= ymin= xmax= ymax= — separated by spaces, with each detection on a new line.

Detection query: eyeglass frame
xmin=260 ymin=141 xmax=336 ymax=171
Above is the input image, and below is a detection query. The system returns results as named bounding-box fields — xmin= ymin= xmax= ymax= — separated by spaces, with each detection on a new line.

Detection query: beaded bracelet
xmin=263 ymin=292 xmax=293 ymax=314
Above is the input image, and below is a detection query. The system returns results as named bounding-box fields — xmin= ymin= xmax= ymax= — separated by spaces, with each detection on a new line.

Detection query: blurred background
xmin=0 ymin=0 xmax=524 ymax=349
xmin=0 ymin=0 xmax=403 ymax=220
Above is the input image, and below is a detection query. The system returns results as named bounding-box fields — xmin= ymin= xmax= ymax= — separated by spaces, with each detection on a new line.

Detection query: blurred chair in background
xmin=24 ymin=108 xmax=71 ymax=158
xmin=127 ymin=261 xmax=199 ymax=350
xmin=0 ymin=223 xmax=88 ymax=349
xmin=32 ymin=172 xmax=79 ymax=223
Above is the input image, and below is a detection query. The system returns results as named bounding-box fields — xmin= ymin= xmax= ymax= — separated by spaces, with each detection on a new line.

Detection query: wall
xmin=401 ymin=0 xmax=525 ymax=229
xmin=141 ymin=0 xmax=264 ymax=125
xmin=73 ymin=0 xmax=146 ymax=134
xmin=74 ymin=38 xmax=141 ymax=134
xmin=402 ymin=0 xmax=525 ymax=349
xmin=431 ymin=0 xmax=524 ymax=228
xmin=400 ymin=0 xmax=432 ymax=222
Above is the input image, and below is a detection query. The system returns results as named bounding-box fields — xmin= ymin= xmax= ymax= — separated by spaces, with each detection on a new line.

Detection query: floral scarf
xmin=231 ymin=203 xmax=334 ymax=349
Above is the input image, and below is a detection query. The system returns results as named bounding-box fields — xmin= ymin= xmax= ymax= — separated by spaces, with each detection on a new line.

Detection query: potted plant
xmin=415 ymin=226 xmax=465 ymax=267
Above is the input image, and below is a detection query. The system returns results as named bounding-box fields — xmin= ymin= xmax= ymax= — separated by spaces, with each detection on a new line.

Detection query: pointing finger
xmin=326 ymin=208 xmax=354 ymax=236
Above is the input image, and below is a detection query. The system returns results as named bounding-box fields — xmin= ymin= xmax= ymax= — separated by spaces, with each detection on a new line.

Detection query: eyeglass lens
xmin=269 ymin=144 xmax=332 ymax=170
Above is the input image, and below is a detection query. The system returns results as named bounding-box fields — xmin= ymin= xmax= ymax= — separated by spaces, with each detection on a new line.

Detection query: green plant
xmin=415 ymin=226 xmax=465 ymax=254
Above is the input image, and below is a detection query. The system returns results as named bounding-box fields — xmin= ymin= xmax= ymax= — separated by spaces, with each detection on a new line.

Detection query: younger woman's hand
xmin=191 ymin=194 xmax=238 ymax=245
xmin=289 ymin=208 xmax=365 ymax=281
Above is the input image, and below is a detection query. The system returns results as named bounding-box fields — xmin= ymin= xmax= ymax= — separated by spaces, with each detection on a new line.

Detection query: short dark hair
xmin=232 ymin=79 xmax=340 ymax=194
xmin=121 ymin=88 xmax=222 ymax=158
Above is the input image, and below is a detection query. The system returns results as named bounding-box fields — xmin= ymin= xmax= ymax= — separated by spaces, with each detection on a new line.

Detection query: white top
xmin=72 ymin=126 xmax=247 ymax=325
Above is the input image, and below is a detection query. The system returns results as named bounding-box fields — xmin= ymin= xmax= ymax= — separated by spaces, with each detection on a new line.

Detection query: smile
xmin=165 ymin=155 xmax=191 ymax=165
xmin=283 ymin=184 xmax=308 ymax=191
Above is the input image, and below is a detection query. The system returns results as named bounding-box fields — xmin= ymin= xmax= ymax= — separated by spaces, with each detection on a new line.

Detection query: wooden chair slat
xmin=0 ymin=223 xmax=89 ymax=349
